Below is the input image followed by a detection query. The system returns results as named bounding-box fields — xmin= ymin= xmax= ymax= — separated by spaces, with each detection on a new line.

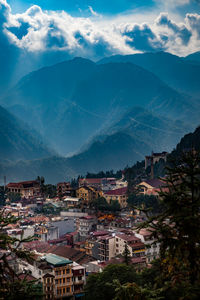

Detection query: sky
xmin=0 ymin=0 xmax=199 ymax=87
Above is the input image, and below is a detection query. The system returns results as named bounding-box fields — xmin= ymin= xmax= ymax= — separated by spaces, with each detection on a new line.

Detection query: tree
xmin=127 ymin=194 xmax=163 ymax=215
xmin=0 ymin=186 xmax=7 ymax=206
xmin=84 ymin=264 xmax=139 ymax=300
xmin=0 ymin=209 xmax=43 ymax=299
xmin=92 ymin=197 xmax=109 ymax=211
xmin=110 ymin=200 xmax=120 ymax=212
xmin=7 ymin=192 xmax=21 ymax=203
xmin=139 ymin=150 xmax=200 ymax=298
xmin=122 ymin=244 xmax=131 ymax=265
xmin=113 ymin=280 xmax=162 ymax=300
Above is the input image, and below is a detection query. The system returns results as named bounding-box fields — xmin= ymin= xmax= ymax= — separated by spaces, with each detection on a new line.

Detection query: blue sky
xmin=7 ymin=0 xmax=200 ymax=17
xmin=8 ymin=0 xmax=156 ymax=15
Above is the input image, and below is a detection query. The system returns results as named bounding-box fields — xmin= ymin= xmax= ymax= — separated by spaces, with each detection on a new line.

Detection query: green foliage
xmin=0 ymin=186 xmax=7 ymax=206
xmin=86 ymin=170 xmax=122 ymax=179
xmin=113 ymin=280 xmax=163 ymax=300
xmin=109 ymin=200 xmax=121 ymax=212
xmin=92 ymin=197 xmax=110 ymax=211
xmin=7 ymin=192 xmax=21 ymax=203
xmin=91 ymin=198 xmax=120 ymax=212
xmin=35 ymin=203 xmax=61 ymax=215
xmin=85 ymin=264 xmax=139 ymax=300
xmin=127 ymin=194 xmax=163 ymax=215
xmin=122 ymin=243 xmax=131 ymax=265
xmin=138 ymin=150 xmax=200 ymax=297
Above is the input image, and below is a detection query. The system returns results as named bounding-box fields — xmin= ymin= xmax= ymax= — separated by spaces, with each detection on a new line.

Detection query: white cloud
xmin=0 ymin=0 xmax=199 ymax=61
xmin=88 ymin=6 xmax=100 ymax=17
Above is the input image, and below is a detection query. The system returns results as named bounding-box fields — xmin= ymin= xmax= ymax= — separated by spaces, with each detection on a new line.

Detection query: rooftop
xmin=140 ymin=178 xmax=165 ymax=188
xmin=104 ymin=187 xmax=127 ymax=196
xmin=45 ymin=254 xmax=72 ymax=266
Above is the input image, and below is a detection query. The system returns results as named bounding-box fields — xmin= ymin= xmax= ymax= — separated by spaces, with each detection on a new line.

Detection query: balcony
xmin=55 ymin=292 xmax=73 ymax=299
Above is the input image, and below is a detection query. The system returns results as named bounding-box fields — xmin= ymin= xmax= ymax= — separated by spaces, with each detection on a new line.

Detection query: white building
xmin=135 ymin=228 xmax=160 ymax=263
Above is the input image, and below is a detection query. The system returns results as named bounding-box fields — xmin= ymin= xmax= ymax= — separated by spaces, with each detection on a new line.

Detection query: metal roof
xmin=45 ymin=253 xmax=72 ymax=266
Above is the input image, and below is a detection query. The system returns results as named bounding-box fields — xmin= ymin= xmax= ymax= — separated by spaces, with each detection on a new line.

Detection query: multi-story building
xmin=18 ymin=253 xmax=86 ymax=299
xmin=72 ymin=264 xmax=85 ymax=297
xmin=115 ymin=233 xmax=146 ymax=258
xmin=137 ymin=178 xmax=165 ymax=196
xmin=77 ymin=216 xmax=97 ymax=240
xmin=135 ymin=228 xmax=160 ymax=263
xmin=40 ymin=225 xmax=59 ymax=242
xmin=63 ymin=196 xmax=80 ymax=208
xmin=98 ymin=235 xmax=115 ymax=261
xmin=76 ymin=186 xmax=103 ymax=205
xmin=44 ymin=254 xmax=73 ymax=299
xmin=57 ymin=182 xmax=76 ymax=197
xmin=103 ymin=187 xmax=127 ymax=208
xmin=6 ymin=180 xmax=40 ymax=198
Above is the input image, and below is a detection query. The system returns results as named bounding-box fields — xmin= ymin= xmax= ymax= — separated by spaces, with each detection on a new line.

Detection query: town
xmin=0 ymin=152 xmax=167 ymax=299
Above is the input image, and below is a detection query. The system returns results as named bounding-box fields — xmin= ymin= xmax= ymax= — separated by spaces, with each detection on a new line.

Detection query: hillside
xmin=0 ymin=105 xmax=54 ymax=161
xmin=98 ymin=51 xmax=200 ymax=97
xmin=185 ymin=51 xmax=200 ymax=63
xmin=0 ymin=108 xmax=193 ymax=184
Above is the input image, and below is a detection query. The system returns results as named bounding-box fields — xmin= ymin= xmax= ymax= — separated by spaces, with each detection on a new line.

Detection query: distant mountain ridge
xmin=98 ymin=51 xmax=200 ymax=97
xmin=2 ymin=55 xmax=199 ymax=156
xmin=0 ymin=51 xmax=200 ymax=183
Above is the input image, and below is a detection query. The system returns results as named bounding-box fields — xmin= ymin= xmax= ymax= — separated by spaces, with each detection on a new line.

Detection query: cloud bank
xmin=0 ymin=0 xmax=200 ymax=86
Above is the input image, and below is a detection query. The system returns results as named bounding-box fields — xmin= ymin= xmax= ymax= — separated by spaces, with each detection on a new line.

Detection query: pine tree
xmin=139 ymin=150 xmax=200 ymax=297
xmin=122 ymin=243 xmax=131 ymax=265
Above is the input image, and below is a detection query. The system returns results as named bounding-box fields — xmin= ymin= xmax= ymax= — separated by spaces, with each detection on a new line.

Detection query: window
xmin=63 ymin=288 xmax=66 ymax=294
xmin=63 ymin=269 xmax=66 ymax=274
xmin=67 ymin=288 xmax=70 ymax=293
xmin=78 ymin=276 xmax=82 ymax=281
xmin=55 ymin=279 xmax=58 ymax=284
xmin=66 ymin=269 xmax=70 ymax=274
xmin=67 ymin=278 xmax=70 ymax=282
xmin=57 ymin=289 xmax=61 ymax=295
xmin=63 ymin=278 xmax=65 ymax=283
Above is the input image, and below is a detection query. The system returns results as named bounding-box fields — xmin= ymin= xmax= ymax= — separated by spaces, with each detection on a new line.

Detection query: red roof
xmin=142 ymin=178 xmax=165 ymax=188
xmin=92 ymin=231 xmax=109 ymax=237
xmin=7 ymin=180 xmax=39 ymax=188
xmin=116 ymin=233 xmax=140 ymax=242
xmin=104 ymin=187 xmax=127 ymax=196
xmin=79 ymin=178 xmax=102 ymax=184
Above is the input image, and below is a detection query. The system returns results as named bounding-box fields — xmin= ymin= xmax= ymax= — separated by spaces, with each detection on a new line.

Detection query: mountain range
xmin=0 ymin=51 xmax=200 ymax=183
xmin=0 ymin=104 xmax=54 ymax=161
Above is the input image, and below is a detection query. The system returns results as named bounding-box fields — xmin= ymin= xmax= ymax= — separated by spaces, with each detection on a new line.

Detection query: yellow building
xmin=43 ymin=254 xmax=73 ymax=299
xmin=103 ymin=187 xmax=127 ymax=208
xmin=76 ymin=186 xmax=103 ymax=205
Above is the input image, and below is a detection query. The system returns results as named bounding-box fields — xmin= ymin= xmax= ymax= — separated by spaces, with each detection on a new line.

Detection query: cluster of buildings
xmin=2 ymin=151 xmax=167 ymax=299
